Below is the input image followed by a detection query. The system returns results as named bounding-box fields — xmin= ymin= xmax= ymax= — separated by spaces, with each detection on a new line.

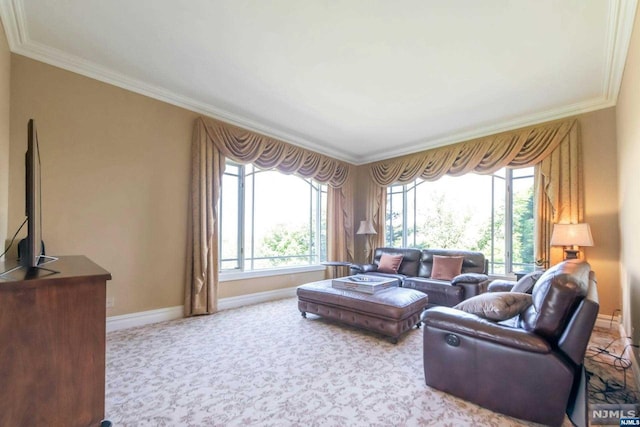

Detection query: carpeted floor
xmin=105 ymin=297 xmax=637 ymax=426
xmin=585 ymin=325 xmax=639 ymax=407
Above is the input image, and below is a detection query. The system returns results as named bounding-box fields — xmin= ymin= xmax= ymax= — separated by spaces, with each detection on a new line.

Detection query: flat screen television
xmin=23 ymin=118 xmax=43 ymax=268
xmin=0 ymin=119 xmax=57 ymax=278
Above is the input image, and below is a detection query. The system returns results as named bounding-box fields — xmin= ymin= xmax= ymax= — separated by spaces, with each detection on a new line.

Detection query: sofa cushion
xmin=419 ymin=249 xmax=486 ymax=277
xmin=431 ymin=255 xmax=463 ymax=281
xmin=373 ymin=248 xmax=421 ymax=277
xmin=454 ymin=292 xmax=533 ymax=321
xmin=378 ymin=253 xmax=404 ymax=274
xmin=404 ymin=277 xmax=464 ymax=307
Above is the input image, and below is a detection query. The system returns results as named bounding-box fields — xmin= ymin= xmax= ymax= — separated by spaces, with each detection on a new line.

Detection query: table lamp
xmin=550 ymin=223 xmax=594 ymax=259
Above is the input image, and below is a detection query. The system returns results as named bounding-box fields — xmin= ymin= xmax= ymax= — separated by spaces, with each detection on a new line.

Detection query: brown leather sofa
xmin=421 ymin=259 xmax=599 ymax=426
xmin=350 ymin=247 xmax=490 ymax=307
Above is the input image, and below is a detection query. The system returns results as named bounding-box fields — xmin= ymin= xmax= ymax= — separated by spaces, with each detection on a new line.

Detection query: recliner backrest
xmin=373 ymin=247 xmax=421 ymax=276
xmin=558 ymin=272 xmax=599 ymax=365
xmin=520 ymin=260 xmax=591 ymax=342
xmin=418 ymin=249 xmax=486 ymax=278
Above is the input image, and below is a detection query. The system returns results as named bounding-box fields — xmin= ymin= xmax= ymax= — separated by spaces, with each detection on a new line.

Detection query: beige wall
xmin=0 ymin=21 xmax=10 ymax=250
xmin=352 ymin=108 xmax=622 ymax=315
xmin=578 ymin=107 xmax=620 ymax=317
xmin=219 ymin=270 xmax=324 ymax=299
xmin=352 ymin=164 xmax=371 ymax=264
xmin=9 ymin=55 xmax=194 ymax=316
xmin=9 ymin=55 xmax=322 ymax=316
xmin=616 ymin=4 xmax=640 ymax=343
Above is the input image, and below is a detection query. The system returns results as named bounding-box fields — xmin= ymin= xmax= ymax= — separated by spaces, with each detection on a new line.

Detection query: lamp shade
xmin=356 ymin=220 xmax=377 ymax=235
xmin=550 ymin=223 xmax=594 ymax=247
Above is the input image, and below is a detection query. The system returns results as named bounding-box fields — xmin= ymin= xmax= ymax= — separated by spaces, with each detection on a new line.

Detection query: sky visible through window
xmin=220 ymin=164 xmax=326 ymax=271
xmin=387 ymin=167 xmax=534 ymax=275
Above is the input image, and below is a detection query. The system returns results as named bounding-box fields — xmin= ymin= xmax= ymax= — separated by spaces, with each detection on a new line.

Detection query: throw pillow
xmin=431 ymin=255 xmax=464 ymax=281
xmin=454 ymin=292 xmax=533 ymax=321
xmin=378 ymin=254 xmax=404 ymax=274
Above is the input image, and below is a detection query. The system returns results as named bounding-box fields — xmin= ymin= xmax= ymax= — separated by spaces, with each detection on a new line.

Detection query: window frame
xmin=218 ymin=161 xmax=327 ymax=278
xmin=385 ymin=167 xmax=534 ymax=277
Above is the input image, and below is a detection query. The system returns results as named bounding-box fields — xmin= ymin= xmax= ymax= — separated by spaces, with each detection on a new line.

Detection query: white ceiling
xmin=0 ymin=0 xmax=637 ymax=164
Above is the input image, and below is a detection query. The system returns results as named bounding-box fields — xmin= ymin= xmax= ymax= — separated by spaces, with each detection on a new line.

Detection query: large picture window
xmin=386 ymin=167 xmax=534 ymax=275
xmin=219 ymin=162 xmax=327 ymax=272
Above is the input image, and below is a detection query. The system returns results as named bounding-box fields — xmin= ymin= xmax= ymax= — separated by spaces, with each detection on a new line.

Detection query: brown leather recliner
xmin=421 ymin=260 xmax=599 ymax=426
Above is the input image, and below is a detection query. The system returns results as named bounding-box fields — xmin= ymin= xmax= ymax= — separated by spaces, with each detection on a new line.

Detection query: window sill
xmin=488 ymin=274 xmax=518 ymax=281
xmin=219 ymin=264 xmax=326 ymax=282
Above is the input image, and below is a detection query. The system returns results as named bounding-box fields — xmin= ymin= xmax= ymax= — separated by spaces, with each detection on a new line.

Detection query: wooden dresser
xmin=0 ymin=255 xmax=112 ymax=427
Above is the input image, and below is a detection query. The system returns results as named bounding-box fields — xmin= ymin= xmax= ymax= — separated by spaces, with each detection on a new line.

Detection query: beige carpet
xmin=105 ymin=297 xmax=629 ymax=426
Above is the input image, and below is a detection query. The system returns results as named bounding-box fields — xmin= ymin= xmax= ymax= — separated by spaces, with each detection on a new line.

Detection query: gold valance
xmin=197 ymin=117 xmax=351 ymax=188
xmin=369 ymin=119 xmax=576 ymax=186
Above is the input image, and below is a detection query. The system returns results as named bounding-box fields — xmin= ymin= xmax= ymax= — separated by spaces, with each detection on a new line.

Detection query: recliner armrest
xmin=349 ymin=263 xmax=377 ymax=274
xmin=451 ymin=273 xmax=489 ymax=285
xmin=487 ymin=279 xmax=516 ymax=292
xmin=421 ymin=307 xmax=551 ymax=353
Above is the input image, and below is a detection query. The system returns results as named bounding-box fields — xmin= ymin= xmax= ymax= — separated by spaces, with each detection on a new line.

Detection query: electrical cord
xmin=0 ymin=217 xmax=27 ymax=260
xmin=585 ymin=336 xmax=639 ymax=405
xmin=609 ymin=309 xmax=622 ymax=328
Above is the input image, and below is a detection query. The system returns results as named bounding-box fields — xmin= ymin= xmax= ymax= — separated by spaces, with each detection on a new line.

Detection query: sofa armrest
xmin=487 ymin=279 xmax=516 ymax=292
xmin=421 ymin=306 xmax=551 ymax=353
xmin=451 ymin=273 xmax=488 ymax=285
xmin=349 ymin=263 xmax=377 ymax=274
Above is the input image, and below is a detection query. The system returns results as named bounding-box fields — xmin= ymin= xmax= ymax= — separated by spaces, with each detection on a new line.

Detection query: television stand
xmin=0 ymin=255 xmax=112 ymax=426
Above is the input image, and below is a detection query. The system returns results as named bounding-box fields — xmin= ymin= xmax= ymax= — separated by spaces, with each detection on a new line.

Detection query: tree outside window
xmin=219 ymin=162 xmax=327 ymax=272
xmin=385 ymin=167 xmax=535 ymax=275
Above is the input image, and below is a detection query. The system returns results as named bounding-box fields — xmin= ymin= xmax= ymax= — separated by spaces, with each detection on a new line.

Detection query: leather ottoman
xmin=297 ymin=279 xmax=429 ymax=343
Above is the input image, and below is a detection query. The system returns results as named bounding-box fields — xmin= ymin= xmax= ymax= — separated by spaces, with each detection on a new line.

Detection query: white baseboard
xmin=217 ymin=286 xmax=297 ymax=311
xmin=106 ymin=305 xmax=184 ymax=332
xmin=595 ymin=313 xmax=621 ymax=330
xmin=106 ymin=286 xmax=298 ymax=332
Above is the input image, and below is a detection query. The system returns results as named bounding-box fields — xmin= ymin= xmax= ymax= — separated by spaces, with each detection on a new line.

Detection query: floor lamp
xmin=356 ymin=220 xmax=377 ymax=263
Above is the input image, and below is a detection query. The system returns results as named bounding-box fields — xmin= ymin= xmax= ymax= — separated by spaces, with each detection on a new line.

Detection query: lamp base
xmin=564 ymin=249 xmax=579 ymax=259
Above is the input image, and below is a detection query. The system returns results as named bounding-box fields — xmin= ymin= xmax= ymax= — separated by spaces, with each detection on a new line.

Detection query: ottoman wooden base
xmin=297 ymin=279 xmax=429 ymax=343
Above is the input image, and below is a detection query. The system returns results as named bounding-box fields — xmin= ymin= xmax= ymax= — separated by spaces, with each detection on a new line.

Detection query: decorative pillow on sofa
xmin=454 ymin=292 xmax=533 ymax=321
xmin=378 ymin=254 xmax=404 ymax=274
xmin=431 ymin=255 xmax=464 ymax=281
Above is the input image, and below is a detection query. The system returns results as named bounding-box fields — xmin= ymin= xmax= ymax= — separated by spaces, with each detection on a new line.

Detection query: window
xmin=219 ymin=162 xmax=327 ymax=272
xmin=385 ymin=167 xmax=534 ymax=275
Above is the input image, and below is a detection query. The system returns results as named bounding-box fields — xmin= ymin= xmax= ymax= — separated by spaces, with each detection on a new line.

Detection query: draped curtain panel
xmin=367 ymin=184 xmax=386 ymax=262
xmin=327 ymin=181 xmax=355 ymax=265
xmin=535 ymin=122 xmax=582 ymax=267
xmin=186 ymin=117 xmax=353 ymax=316
xmin=366 ymin=119 xmax=582 ymax=266
xmin=185 ymin=121 xmax=223 ymax=316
